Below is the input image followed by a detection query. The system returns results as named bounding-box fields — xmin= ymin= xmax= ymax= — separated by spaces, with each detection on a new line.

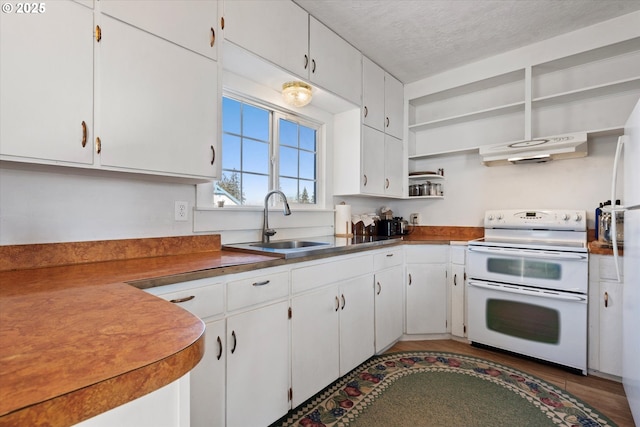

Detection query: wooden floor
xmin=387 ymin=339 xmax=635 ymax=427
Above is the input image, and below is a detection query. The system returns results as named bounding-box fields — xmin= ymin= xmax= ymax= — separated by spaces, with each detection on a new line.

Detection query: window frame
xmin=213 ymin=92 xmax=323 ymax=209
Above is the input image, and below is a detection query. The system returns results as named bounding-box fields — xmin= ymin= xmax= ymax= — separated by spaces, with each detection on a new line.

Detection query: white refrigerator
xmin=614 ymin=97 xmax=640 ymax=421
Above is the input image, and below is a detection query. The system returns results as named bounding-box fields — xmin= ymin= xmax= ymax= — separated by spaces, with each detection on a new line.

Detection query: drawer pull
xmin=386 ymin=253 xmax=394 ymax=257
xmin=81 ymin=121 xmax=87 ymax=147
xmin=376 ymin=282 xmax=382 ymax=295
xmin=341 ymin=294 xmax=346 ymax=310
xmin=408 ymin=273 xmax=412 ymax=285
xmin=604 ymin=291 xmax=609 ymax=308
xmin=216 ymin=336 xmax=223 ymax=360
xmin=169 ymin=295 xmax=195 ymax=304
xmin=252 ymin=280 xmax=271 ymax=287
xmin=364 ymin=106 xmax=368 ymax=118
xmin=454 ymin=274 xmax=457 ymax=286
xmin=211 ymin=145 xmax=216 ymax=165
xmin=231 ymin=331 xmax=237 ymax=354
xmin=210 ymin=27 xmax=215 ymax=47
xmin=304 ymin=54 xmax=309 ymax=69
xmin=335 ymin=296 xmax=340 ymax=312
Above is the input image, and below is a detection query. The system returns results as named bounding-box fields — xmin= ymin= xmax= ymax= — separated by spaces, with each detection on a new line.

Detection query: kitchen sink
xmin=250 ymin=240 xmax=330 ymax=249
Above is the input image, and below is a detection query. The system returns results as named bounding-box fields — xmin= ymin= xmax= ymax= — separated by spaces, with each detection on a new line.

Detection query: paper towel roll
xmin=335 ymin=204 xmax=353 ymax=237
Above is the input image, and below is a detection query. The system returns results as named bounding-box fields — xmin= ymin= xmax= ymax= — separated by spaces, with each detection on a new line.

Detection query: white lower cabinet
xmin=588 ymin=254 xmax=624 ymax=377
xmin=450 ymin=245 xmax=467 ymax=338
xmin=290 ymin=254 xmax=375 ymax=407
xmin=374 ymin=249 xmax=404 ymax=352
xmin=405 ymin=245 xmax=449 ymax=335
xmin=191 ymin=319 xmax=225 ymax=427
xmin=226 ymin=301 xmax=290 ymax=427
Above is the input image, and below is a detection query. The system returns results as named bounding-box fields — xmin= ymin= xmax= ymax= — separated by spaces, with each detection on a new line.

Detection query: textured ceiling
xmin=293 ymin=0 xmax=640 ymax=83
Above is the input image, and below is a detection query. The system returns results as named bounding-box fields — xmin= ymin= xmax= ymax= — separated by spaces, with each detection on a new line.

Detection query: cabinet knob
xmin=210 ymin=27 xmax=215 ymax=47
xmin=81 ymin=121 xmax=87 ymax=147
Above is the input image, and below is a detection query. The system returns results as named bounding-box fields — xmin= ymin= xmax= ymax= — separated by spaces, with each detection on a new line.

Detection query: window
xmin=217 ymin=96 xmax=320 ymax=206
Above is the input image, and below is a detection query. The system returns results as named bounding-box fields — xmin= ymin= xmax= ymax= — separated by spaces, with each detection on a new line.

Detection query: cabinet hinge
xmin=288 ymin=387 xmax=293 ymax=401
xmin=288 ymin=307 xmax=292 ymax=319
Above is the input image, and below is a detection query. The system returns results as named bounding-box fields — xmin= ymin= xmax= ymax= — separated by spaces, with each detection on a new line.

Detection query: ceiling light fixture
xmin=282 ymin=81 xmax=312 ymax=107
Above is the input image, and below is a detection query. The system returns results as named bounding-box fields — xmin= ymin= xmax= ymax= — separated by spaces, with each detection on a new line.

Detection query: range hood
xmin=479 ymin=132 xmax=588 ymax=166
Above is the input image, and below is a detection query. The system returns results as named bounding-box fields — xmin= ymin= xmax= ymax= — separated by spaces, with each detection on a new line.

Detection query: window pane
xmin=243 ymin=139 xmax=269 ymax=175
xmin=299 ymin=180 xmax=315 ymax=204
xmin=300 ymin=126 xmax=316 ymax=151
xmin=280 ymin=119 xmax=298 ymax=148
xmin=242 ymin=173 xmax=269 ymax=206
xmin=242 ymin=104 xmax=269 ymax=141
xmin=279 ymin=177 xmax=299 ymax=202
xmin=279 ymin=146 xmax=298 ymax=177
xmin=222 ymin=97 xmax=241 ymax=134
xmin=299 ymin=151 xmax=315 ymax=180
xmin=217 ymin=171 xmax=243 ymax=205
xmin=222 ymin=134 xmax=241 ymax=171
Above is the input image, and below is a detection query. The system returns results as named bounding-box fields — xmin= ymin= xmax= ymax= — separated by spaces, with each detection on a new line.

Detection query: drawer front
xmin=450 ymin=245 xmax=466 ymax=265
xmin=598 ymin=255 xmax=624 ymax=281
xmin=405 ymin=244 xmax=448 ymax=264
xmin=291 ymin=254 xmax=373 ymax=294
xmin=156 ymin=283 xmax=224 ymax=320
xmin=227 ymin=270 xmax=289 ymax=311
xmin=374 ymin=248 xmax=404 ymax=270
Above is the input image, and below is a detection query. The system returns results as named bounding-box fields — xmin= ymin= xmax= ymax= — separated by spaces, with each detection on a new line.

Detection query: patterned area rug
xmin=271 ymin=351 xmax=617 ymax=427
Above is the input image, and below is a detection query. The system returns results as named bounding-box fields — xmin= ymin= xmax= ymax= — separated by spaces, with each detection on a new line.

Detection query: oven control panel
xmin=484 ymin=209 xmax=586 ymax=231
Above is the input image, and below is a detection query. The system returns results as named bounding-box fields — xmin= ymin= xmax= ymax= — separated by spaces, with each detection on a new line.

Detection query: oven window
xmin=486 ymin=299 xmax=560 ymax=344
xmin=487 ymin=258 xmax=562 ymax=280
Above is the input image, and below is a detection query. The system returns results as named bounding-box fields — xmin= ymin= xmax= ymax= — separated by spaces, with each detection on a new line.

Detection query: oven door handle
xmin=468 ymin=246 xmax=587 ymax=261
xmin=467 ymin=280 xmax=587 ymax=302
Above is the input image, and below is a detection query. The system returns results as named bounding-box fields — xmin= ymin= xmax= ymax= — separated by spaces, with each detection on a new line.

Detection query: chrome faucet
xmin=262 ymin=190 xmax=291 ymax=243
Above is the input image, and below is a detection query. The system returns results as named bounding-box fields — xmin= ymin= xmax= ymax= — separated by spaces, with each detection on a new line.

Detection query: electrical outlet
xmin=174 ymin=201 xmax=188 ymax=221
xmin=410 ymin=213 xmax=421 ymax=225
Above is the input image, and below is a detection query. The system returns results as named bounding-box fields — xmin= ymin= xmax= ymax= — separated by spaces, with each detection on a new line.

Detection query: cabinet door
xmin=227 ymin=301 xmax=289 ymax=427
xmin=0 ymin=0 xmax=94 ymax=165
xmin=599 ymin=280 xmax=623 ymax=376
xmin=406 ymin=264 xmax=447 ymax=334
xmin=450 ymin=264 xmax=466 ymax=338
xmin=100 ymin=0 xmax=218 ymax=60
xmin=339 ymin=275 xmax=375 ymax=375
xmin=99 ymin=16 xmax=218 ymax=179
xmin=362 ymin=57 xmax=385 ymax=131
xmin=361 ymin=126 xmax=385 ymax=195
xmin=309 ymin=17 xmax=362 ymax=105
xmin=291 ymin=286 xmax=340 ymax=407
xmin=384 ymin=134 xmax=404 ymax=197
xmin=191 ymin=319 xmax=225 ymax=427
xmin=374 ymin=266 xmax=403 ymax=352
xmin=223 ymin=0 xmax=308 ymax=79
xmin=384 ymin=73 xmax=404 ymax=139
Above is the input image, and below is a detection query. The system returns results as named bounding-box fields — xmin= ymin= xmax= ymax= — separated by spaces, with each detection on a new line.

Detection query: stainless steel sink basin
xmin=250 ymin=240 xmax=330 ymax=249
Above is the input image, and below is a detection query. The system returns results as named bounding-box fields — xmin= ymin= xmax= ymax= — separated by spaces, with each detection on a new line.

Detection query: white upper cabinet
xmin=0 ymin=0 xmax=94 ymax=166
xmin=384 ymin=73 xmax=404 ymax=139
xmin=222 ymin=0 xmax=362 ymax=105
xmin=100 ymin=0 xmax=219 ymax=60
xmin=222 ymin=0 xmax=308 ymax=78
xmin=362 ymin=57 xmax=386 ymax=131
xmin=98 ymin=15 xmax=218 ymax=179
xmin=308 ymin=16 xmax=362 ymax=105
xmin=363 ymin=57 xmax=404 ymax=139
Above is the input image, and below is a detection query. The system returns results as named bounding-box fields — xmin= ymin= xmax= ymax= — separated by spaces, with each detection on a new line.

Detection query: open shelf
xmin=532 ymin=77 xmax=640 ymax=108
xmin=409 ymin=102 xmax=525 ymax=132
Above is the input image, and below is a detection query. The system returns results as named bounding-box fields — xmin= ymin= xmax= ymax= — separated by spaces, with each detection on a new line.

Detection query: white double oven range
xmin=467 ymin=209 xmax=588 ymax=374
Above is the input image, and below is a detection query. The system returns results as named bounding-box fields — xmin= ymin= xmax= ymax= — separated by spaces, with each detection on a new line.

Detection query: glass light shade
xmin=282 ymin=81 xmax=312 ymax=107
